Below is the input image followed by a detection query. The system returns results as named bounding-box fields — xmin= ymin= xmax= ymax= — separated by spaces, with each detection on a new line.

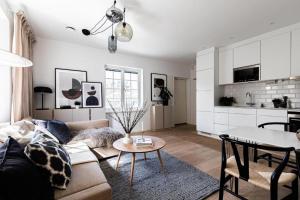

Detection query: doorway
xmin=174 ymin=78 xmax=187 ymax=125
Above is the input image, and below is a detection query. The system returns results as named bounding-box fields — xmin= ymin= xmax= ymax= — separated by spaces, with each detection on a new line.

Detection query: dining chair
xmin=255 ymin=122 xmax=298 ymax=169
xmin=219 ymin=134 xmax=298 ymax=200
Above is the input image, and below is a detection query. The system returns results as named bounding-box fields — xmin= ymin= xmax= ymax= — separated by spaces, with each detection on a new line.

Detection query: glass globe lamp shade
xmin=115 ymin=22 xmax=133 ymax=42
xmin=108 ymin=35 xmax=117 ymax=53
xmin=106 ymin=6 xmax=124 ymax=23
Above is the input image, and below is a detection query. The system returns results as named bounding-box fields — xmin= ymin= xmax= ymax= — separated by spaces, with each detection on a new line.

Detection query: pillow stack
xmin=0 ymin=118 xmax=74 ymax=200
xmin=0 ymin=137 xmax=54 ymax=200
xmin=24 ymin=130 xmax=72 ymax=189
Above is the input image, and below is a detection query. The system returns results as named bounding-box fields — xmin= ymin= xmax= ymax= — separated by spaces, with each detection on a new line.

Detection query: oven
xmin=288 ymin=111 xmax=300 ymax=132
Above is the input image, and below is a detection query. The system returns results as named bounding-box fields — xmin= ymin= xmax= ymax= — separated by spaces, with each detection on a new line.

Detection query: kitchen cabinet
xmin=196 ymin=52 xmax=213 ymax=71
xmin=291 ymin=29 xmax=300 ymax=77
xmin=214 ymin=124 xmax=229 ymax=135
xmin=261 ymin=32 xmax=291 ymax=80
xmin=219 ymin=49 xmax=233 ymax=85
xmin=228 ymin=108 xmax=256 ymax=128
xmin=196 ymin=69 xmax=213 ymax=90
xmin=197 ymin=111 xmax=214 ymax=133
xmin=234 ymin=41 xmax=260 ymax=68
xmin=196 ymin=48 xmax=221 ymax=133
xmin=214 ymin=107 xmax=229 ymax=135
xmin=256 ymin=109 xmax=287 ymax=131
xmin=197 ymin=91 xmax=214 ymax=111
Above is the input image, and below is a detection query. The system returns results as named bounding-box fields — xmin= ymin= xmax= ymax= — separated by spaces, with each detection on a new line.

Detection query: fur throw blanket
xmin=72 ymin=127 xmax=123 ymax=148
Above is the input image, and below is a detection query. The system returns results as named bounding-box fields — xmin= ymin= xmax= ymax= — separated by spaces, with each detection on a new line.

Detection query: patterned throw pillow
xmin=24 ymin=130 xmax=72 ymax=189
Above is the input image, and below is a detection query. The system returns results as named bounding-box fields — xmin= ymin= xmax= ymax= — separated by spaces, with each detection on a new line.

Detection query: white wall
xmin=0 ymin=0 xmax=12 ymax=123
xmin=33 ymin=37 xmax=192 ymax=131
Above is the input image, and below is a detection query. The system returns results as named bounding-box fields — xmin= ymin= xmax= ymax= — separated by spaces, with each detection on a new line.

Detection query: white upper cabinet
xmin=261 ymin=32 xmax=291 ymax=81
xmin=219 ymin=49 xmax=233 ymax=85
xmin=196 ymin=53 xmax=213 ymax=71
xmin=233 ymin=41 xmax=260 ymax=68
xmin=291 ymin=29 xmax=300 ymax=77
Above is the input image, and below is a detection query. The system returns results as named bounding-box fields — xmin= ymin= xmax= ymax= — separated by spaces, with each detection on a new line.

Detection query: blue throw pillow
xmin=46 ymin=120 xmax=72 ymax=144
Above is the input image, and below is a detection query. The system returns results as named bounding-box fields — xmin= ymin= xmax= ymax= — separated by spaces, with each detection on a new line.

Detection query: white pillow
xmin=0 ymin=120 xmax=36 ymax=144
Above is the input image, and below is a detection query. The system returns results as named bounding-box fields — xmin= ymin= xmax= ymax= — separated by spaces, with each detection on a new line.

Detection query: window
xmin=105 ymin=66 xmax=142 ymax=109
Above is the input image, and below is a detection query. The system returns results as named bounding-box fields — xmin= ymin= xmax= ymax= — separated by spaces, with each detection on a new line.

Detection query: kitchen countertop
xmin=215 ymin=105 xmax=300 ymax=111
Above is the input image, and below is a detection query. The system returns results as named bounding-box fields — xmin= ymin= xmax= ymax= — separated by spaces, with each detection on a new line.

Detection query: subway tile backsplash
xmin=224 ymin=79 xmax=300 ymax=108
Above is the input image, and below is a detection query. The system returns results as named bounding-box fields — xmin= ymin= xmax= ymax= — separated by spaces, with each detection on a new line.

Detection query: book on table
xmin=134 ymin=137 xmax=153 ymax=147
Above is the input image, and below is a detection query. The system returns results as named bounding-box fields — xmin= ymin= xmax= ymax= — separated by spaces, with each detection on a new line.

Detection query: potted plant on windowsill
xmin=107 ymin=100 xmax=148 ymax=144
xmin=159 ymin=87 xmax=173 ymax=106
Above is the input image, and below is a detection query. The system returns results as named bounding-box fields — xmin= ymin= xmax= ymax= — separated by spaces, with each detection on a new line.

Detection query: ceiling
xmin=6 ymin=0 xmax=300 ymax=66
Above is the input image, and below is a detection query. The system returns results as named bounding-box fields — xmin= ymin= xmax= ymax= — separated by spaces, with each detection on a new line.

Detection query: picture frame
xmin=81 ymin=82 xmax=103 ymax=108
xmin=55 ymin=68 xmax=87 ymax=109
xmin=151 ymin=73 xmax=167 ymax=102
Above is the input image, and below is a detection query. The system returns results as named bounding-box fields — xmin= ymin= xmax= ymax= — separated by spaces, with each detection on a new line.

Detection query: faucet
xmin=246 ymin=92 xmax=255 ymax=106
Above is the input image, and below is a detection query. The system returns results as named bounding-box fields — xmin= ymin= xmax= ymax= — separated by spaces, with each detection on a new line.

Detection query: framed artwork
xmin=81 ymin=82 xmax=103 ymax=108
xmin=151 ymin=73 xmax=167 ymax=102
xmin=55 ymin=68 xmax=87 ymax=109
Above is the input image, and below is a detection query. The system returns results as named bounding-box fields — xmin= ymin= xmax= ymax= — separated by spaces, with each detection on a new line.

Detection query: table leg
xmin=130 ymin=153 xmax=136 ymax=186
xmin=144 ymin=153 xmax=147 ymax=160
xmin=115 ymin=151 xmax=122 ymax=170
xmin=157 ymin=150 xmax=164 ymax=170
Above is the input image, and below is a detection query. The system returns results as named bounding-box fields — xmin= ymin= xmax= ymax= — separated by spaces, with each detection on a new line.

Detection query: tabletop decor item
xmin=159 ymin=87 xmax=173 ymax=106
xmin=151 ymin=73 xmax=167 ymax=102
xmin=219 ymin=96 xmax=236 ymax=106
xmin=272 ymin=98 xmax=283 ymax=108
xmin=107 ymin=100 xmax=148 ymax=144
xmin=55 ymin=68 xmax=87 ymax=109
xmin=81 ymin=82 xmax=103 ymax=108
xmin=34 ymin=86 xmax=53 ymax=110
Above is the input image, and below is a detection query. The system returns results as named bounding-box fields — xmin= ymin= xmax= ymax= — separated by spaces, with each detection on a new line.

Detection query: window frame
xmin=105 ymin=65 xmax=143 ymax=111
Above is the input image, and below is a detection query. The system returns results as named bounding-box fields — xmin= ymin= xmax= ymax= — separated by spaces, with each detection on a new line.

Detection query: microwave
xmin=233 ymin=65 xmax=260 ymax=83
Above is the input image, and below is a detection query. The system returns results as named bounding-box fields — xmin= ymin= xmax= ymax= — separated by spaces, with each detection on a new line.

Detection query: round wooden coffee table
xmin=113 ymin=136 xmax=166 ymax=185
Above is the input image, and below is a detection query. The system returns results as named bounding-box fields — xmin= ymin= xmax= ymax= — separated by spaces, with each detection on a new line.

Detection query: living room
xmin=1 ymin=0 xmax=300 ymax=200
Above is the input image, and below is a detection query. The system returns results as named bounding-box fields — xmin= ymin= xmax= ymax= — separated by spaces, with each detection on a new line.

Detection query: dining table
xmin=221 ymin=127 xmax=300 ymax=177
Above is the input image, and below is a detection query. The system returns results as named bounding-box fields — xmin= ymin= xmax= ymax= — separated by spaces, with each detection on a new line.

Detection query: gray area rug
xmin=100 ymin=151 xmax=219 ymax=200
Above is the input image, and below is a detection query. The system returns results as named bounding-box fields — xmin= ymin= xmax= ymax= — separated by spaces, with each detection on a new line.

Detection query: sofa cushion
xmin=55 ymin=161 xmax=109 ymax=199
xmin=47 ymin=120 xmax=72 ymax=144
xmin=63 ymin=142 xmax=98 ymax=165
xmin=24 ymin=131 xmax=72 ymax=189
xmin=0 ymin=137 xmax=54 ymax=200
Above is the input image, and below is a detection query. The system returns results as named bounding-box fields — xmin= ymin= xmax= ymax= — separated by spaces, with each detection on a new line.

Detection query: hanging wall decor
xmin=55 ymin=68 xmax=87 ymax=109
xmin=151 ymin=73 xmax=167 ymax=102
xmin=81 ymin=82 xmax=103 ymax=108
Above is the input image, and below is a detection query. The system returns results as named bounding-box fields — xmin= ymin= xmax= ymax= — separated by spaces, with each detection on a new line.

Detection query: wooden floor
xmin=136 ymin=125 xmax=298 ymax=200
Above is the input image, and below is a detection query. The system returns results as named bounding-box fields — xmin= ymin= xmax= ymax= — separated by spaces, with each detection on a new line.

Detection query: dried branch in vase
xmin=107 ymin=100 xmax=149 ymax=134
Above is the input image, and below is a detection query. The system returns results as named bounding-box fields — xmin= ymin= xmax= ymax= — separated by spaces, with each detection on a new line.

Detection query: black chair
xmin=255 ymin=122 xmax=298 ymax=169
xmin=219 ymin=134 xmax=298 ymax=200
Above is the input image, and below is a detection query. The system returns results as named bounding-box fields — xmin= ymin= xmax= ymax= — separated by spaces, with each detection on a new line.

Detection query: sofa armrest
xmin=66 ymin=119 xmax=109 ymax=132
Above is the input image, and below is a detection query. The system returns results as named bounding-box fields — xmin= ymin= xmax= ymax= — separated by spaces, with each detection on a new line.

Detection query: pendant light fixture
xmin=115 ymin=8 xmax=133 ymax=42
xmin=108 ymin=24 xmax=117 ymax=53
xmin=0 ymin=49 xmax=33 ymax=67
xmin=80 ymin=0 xmax=133 ymax=53
xmin=106 ymin=0 xmax=124 ymax=23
